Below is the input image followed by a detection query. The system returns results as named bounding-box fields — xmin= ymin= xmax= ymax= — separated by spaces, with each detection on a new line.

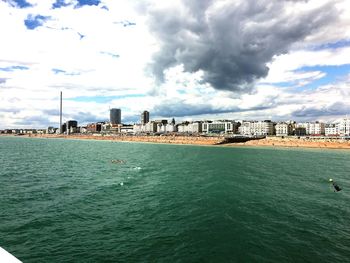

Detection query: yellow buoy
xmin=329 ymin=178 xmax=333 ymax=182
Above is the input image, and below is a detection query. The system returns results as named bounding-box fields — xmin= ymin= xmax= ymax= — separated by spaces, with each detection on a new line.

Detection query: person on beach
xmin=329 ymin=179 xmax=342 ymax=192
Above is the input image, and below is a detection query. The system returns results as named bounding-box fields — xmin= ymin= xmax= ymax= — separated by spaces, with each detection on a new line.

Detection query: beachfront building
xmin=165 ymin=123 xmax=177 ymax=132
xmin=202 ymin=121 xmax=236 ymax=134
xmin=338 ymin=118 xmax=350 ymax=136
xmin=325 ymin=124 xmax=339 ymax=136
xmin=46 ymin=127 xmax=58 ymax=134
xmin=141 ymin=111 xmax=149 ymax=125
xmin=66 ymin=120 xmax=78 ymax=134
xmin=295 ymin=127 xmax=306 ymax=136
xmin=86 ymin=122 xmax=102 ymax=133
xmin=177 ymin=123 xmax=189 ymax=133
xmin=37 ymin=129 xmax=46 ymax=134
xmin=133 ymin=121 xmax=158 ymax=133
xmin=275 ymin=122 xmax=293 ymax=136
xmin=176 ymin=122 xmax=203 ymax=133
xmin=239 ymin=120 xmax=274 ymax=136
xmin=120 ymin=125 xmax=134 ymax=133
xmin=296 ymin=122 xmax=325 ymax=135
xmin=110 ymin=108 xmax=121 ymax=125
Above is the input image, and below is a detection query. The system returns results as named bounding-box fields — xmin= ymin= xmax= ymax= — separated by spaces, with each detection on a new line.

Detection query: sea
xmin=1 ymin=136 xmax=350 ymax=262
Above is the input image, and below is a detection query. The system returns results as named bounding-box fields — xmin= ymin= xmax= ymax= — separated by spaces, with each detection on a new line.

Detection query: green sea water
xmin=1 ymin=136 xmax=350 ymax=262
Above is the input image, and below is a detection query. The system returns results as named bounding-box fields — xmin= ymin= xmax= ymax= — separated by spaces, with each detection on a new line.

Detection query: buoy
xmin=120 ymin=182 xmax=124 ymax=186
xmin=329 ymin=178 xmax=333 ymax=182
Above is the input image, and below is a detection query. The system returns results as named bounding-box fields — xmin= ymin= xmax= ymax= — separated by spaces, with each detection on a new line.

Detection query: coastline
xmin=14 ymin=134 xmax=226 ymax=146
xmin=2 ymin=134 xmax=350 ymax=149
xmin=229 ymin=136 xmax=350 ymax=150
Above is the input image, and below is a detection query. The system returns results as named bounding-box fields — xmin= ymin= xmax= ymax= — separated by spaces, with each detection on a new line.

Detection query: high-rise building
xmin=66 ymin=120 xmax=78 ymax=134
xmin=110 ymin=108 xmax=121 ymax=124
xmin=141 ymin=111 xmax=149 ymax=124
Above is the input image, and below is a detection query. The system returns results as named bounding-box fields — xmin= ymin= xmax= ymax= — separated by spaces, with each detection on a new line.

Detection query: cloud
xmin=292 ymin=102 xmax=350 ymax=118
xmin=24 ymin=14 xmax=51 ymax=30
xmin=113 ymin=20 xmax=136 ymax=27
xmin=100 ymin=51 xmax=120 ymax=58
xmin=14 ymin=115 xmax=52 ymax=126
xmin=52 ymin=68 xmax=81 ymax=75
xmin=144 ymin=0 xmax=339 ymax=92
xmin=151 ymin=98 xmax=272 ymax=118
xmin=0 ymin=107 xmax=20 ymax=114
xmin=1 ymin=0 xmax=350 ymax=129
xmin=70 ymin=111 xmax=104 ymax=123
xmin=0 ymin=65 xmax=29 ymax=71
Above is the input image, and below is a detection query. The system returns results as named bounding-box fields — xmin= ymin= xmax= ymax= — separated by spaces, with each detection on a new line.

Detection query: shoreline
xmin=2 ymin=134 xmax=350 ymax=150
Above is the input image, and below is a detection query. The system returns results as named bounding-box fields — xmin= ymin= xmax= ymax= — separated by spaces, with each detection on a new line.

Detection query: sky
xmin=1 ymin=0 xmax=350 ymax=129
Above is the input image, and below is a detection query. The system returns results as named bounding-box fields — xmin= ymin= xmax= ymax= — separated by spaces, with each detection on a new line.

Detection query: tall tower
xmin=141 ymin=111 xmax=149 ymax=125
xmin=59 ymin=91 xmax=63 ymax=134
xmin=110 ymin=108 xmax=121 ymax=124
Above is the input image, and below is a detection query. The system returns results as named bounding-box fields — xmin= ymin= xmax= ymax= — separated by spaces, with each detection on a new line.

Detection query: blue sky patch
xmin=296 ymin=64 xmax=350 ymax=89
xmin=5 ymin=0 xmax=32 ymax=8
xmin=267 ymin=64 xmax=350 ymax=90
xmin=75 ymin=0 xmax=100 ymax=8
xmin=24 ymin=15 xmax=50 ymax=30
xmin=0 ymin=65 xmax=29 ymax=72
xmin=312 ymin=39 xmax=350 ymax=51
xmin=52 ymin=0 xmax=71 ymax=9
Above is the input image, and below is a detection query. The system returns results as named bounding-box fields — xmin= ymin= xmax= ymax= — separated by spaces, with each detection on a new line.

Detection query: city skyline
xmin=1 ymin=0 xmax=350 ymax=129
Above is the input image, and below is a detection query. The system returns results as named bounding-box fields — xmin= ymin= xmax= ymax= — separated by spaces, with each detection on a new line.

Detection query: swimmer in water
xmin=329 ymin=179 xmax=342 ymax=192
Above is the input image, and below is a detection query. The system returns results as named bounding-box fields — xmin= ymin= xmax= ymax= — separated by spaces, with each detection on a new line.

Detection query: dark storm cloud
xmin=145 ymin=0 xmax=338 ymax=92
xmin=292 ymin=102 xmax=350 ymax=118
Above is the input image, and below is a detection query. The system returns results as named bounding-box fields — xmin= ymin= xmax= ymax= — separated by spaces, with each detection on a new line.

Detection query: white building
xmin=165 ymin=123 xmax=177 ymax=133
xmin=187 ymin=122 xmax=202 ymax=133
xmin=176 ymin=122 xmax=202 ymax=133
xmin=133 ymin=121 xmax=160 ymax=133
xmin=297 ymin=122 xmax=325 ymax=135
xmin=120 ymin=125 xmax=134 ymax=133
xmin=338 ymin=118 xmax=350 ymax=136
xmin=275 ymin=122 xmax=292 ymax=136
xmin=177 ymin=124 xmax=188 ymax=133
xmin=202 ymin=121 xmax=236 ymax=134
xmin=239 ymin=121 xmax=274 ymax=136
xmin=325 ymin=124 xmax=339 ymax=136
xmin=144 ymin=122 xmax=157 ymax=133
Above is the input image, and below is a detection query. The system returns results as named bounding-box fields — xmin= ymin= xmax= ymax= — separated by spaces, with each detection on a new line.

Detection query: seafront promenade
xmin=2 ymin=133 xmax=350 ymax=149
